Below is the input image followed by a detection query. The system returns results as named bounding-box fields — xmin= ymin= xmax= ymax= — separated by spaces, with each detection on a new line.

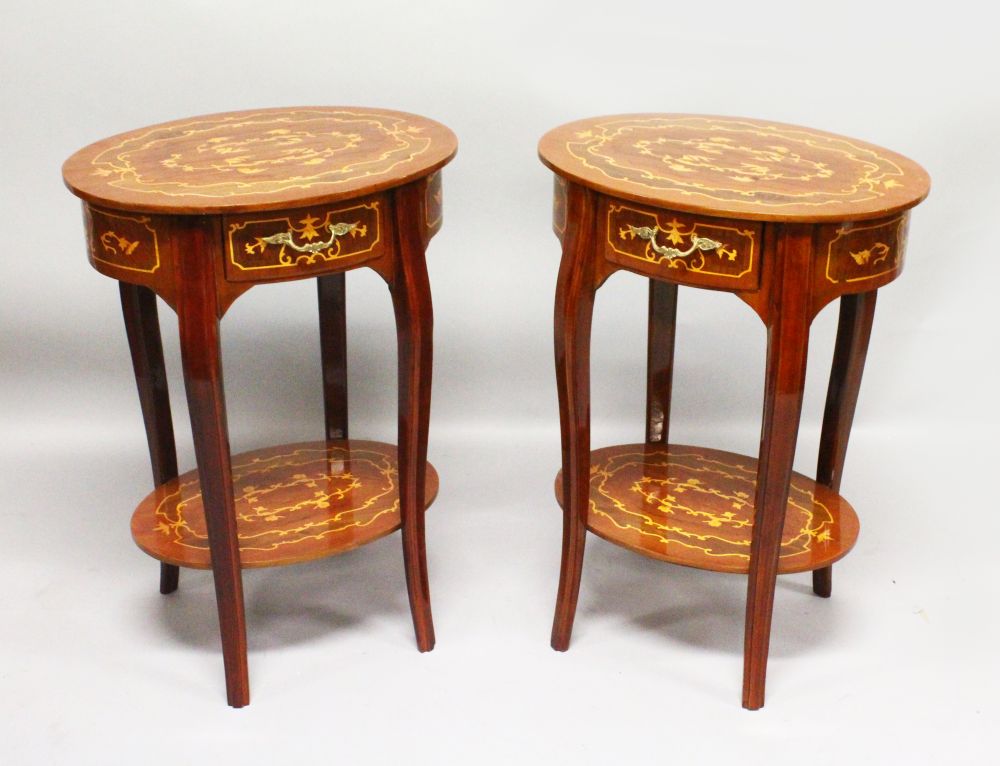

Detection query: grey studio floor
xmin=4 ymin=0 xmax=1000 ymax=762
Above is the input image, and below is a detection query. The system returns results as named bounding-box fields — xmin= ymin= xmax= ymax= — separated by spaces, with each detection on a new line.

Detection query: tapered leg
xmin=177 ymin=221 xmax=249 ymax=708
xmin=318 ymin=273 xmax=348 ymax=440
xmin=551 ymin=183 xmax=598 ymax=651
xmin=119 ymin=282 xmax=181 ymax=594
xmin=743 ymin=225 xmax=813 ymax=710
xmin=390 ymin=182 xmax=435 ymax=651
xmin=812 ymin=291 xmax=878 ymax=597
xmin=646 ymin=280 xmax=678 ymax=444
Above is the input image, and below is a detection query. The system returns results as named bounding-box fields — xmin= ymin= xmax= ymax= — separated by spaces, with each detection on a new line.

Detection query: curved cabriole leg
xmin=119 ymin=282 xmax=181 ymax=594
xmin=176 ymin=220 xmax=249 ymax=708
xmin=812 ymin=291 xmax=878 ymax=597
xmin=389 ymin=182 xmax=435 ymax=652
xmin=318 ymin=273 xmax=348 ymax=441
xmin=646 ymin=279 xmax=678 ymax=444
xmin=551 ymin=183 xmax=598 ymax=651
xmin=743 ymin=225 xmax=813 ymax=710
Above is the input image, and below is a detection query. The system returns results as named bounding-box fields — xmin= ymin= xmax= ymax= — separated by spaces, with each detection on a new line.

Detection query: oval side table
xmin=63 ymin=107 xmax=457 ymax=707
xmin=538 ymin=114 xmax=929 ymax=709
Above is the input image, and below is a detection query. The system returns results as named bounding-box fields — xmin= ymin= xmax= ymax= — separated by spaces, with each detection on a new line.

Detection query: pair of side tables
xmin=62 ymin=108 xmax=929 ymax=709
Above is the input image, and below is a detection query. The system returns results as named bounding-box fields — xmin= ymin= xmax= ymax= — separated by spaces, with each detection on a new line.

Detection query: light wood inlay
xmin=555 ymin=444 xmax=859 ymax=574
xmin=131 ymin=440 xmax=439 ymax=569
xmin=63 ymin=107 xmax=458 ymax=214
xmin=539 ymin=114 xmax=929 ymax=222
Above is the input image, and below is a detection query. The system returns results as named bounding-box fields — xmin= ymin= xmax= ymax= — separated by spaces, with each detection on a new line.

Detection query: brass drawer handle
xmin=628 ymin=225 xmax=722 ymax=260
xmin=261 ymin=222 xmax=358 ymax=254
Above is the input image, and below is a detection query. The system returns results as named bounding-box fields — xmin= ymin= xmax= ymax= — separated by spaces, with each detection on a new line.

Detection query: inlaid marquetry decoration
xmin=425 ymin=170 xmax=443 ymax=234
xmin=607 ymin=204 xmax=756 ymax=285
xmin=823 ymin=214 xmax=908 ymax=285
xmin=226 ymin=201 xmax=381 ymax=279
xmin=539 ymin=115 xmax=930 ymax=221
xmin=62 ymin=107 xmax=458 ymax=213
xmin=85 ymin=206 xmax=160 ymax=274
xmin=555 ymin=444 xmax=859 ymax=574
xmin=131 ymin=440 xmax=439 ymax=569
xmin=552 ymin=175 xmax=568 ymax=239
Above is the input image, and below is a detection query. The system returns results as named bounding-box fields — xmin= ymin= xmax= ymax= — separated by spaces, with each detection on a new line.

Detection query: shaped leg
xmin=119 ymin=282 xmax=180 ymax=594
xmin=646 ymin=280 xmax=678 ymax=444
xmin=743 ymin=226 xmax=812 ymax=710
xmin=177 ymin=223 xmax=249 ymax=708
xmin=318 ymin=273 xmax=348 ymax=440
xmin=551 ymin=183 xmax=598 ymax=650
xmin=812 ymin=291 xmax=877 ymax=597
xmin=390 ymin=182 xmax=435 ymax=651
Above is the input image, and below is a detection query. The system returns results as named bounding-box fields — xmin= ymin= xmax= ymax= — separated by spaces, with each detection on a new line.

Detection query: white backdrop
xmin=2 ymin=0 xmax=997 ymax=762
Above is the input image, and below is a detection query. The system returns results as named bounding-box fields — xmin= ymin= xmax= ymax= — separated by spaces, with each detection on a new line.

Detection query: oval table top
xmin=63 ymin=106 xmax=458 ymax=215
xmin=538 ymin=113 xmax=929 ymax=222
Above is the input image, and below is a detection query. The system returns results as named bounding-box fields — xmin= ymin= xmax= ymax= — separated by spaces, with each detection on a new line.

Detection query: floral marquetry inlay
xmin=63 ymin=107 xmax=457 ymax=213
xmin=85 ymin=207 xmax=161 ymax=274
xmin=605 ymin=203 xmax=760 ymax=290
xmin=131 ymin=440 xmax=439 ymax=569
xmin=226 ymin=201 xmax=382 ymax=280
xmin=539 ymin=114 xmax=930 ymax=221
xmin=556 ymin=444 xmax=859 ymax=574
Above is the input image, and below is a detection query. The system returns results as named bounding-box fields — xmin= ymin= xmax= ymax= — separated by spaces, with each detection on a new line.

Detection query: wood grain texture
xmin=554 ymin=444 xmax=858 ymax=575
xmin=132 ymin=440 xmax=439 ymax=569
xmin=550 ymin=182 xmax=599 ymax=651
xmin=539 ymin=114 xmax=929 ymax=222
xmin=63 ymin=107 xmax=457 ymax=214
xmin=812 ymin=291 xmax=878 ymax=598
xmin=389 ymin=180 xmax=437 ymax=652
xmin=119 ymin=282 xmax=181 ymax=594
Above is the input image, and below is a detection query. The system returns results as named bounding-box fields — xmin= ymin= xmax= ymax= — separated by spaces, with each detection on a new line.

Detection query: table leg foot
xmin=159 ymin=563 xmax=180 ymax=594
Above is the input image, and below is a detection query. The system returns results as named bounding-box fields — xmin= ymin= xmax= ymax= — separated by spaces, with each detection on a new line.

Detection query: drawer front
xmin=603 ymin=201 xmax=761 ymax=291
xmin=818 ymin=213 xmax=908 ymax=289
xmin=224 ymin=197 xmax=384 ymax=282
xmin=85 ymin=206 xmax=163 ymax=277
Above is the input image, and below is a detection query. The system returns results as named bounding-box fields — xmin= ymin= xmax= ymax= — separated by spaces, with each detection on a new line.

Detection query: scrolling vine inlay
xmin=63 ymin=107 xmax=458 ymax=213
xmin=131 ymin=441 xmax=439 ymax=569
xmin=556 ymin=444 xmax=859 ymax=574
xmin=539 ymin=114 xmax=930 ymax=221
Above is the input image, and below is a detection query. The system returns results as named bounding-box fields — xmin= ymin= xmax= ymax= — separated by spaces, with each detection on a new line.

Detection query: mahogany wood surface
xmin=389 ymin=181 xmax=437 ymax=652
xmin=742 ymin=223 xmax=812 ymax=709
xmin=131 ymin=440 xmax=439 ymax=569
xmin=119 ymin=283 xmax=181 ymax=594
xmin=542 ymin=114 xmax=927 ymax=709
xmin=812 ymin=292 xmax=877 ymax=597
xmin=539 ymin=114 xmax=929 ymax=222
xmin=551 ymin=182 xmax=598 ymax=651
xmin=318 ymin=274 xmax=349 ymax=440
xmin=554 ymin=443 xmax=859 ymax=574
xmin=63 ymin=107 xmax=457 ymax=214
xmin=65 ymin=107 xmax=454 ymax=707
xmin=645 ymin=280 xmax=678 ymax=444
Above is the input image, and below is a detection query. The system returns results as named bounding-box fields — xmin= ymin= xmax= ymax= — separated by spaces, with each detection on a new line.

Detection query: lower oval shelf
xmin=131 ymin=440 xmax=438 ymax=570
xmin=555 ymin=444 xmax=858 ymax=574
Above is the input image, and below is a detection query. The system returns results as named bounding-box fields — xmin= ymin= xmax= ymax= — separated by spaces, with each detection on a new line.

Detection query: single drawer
xmin=601 ymin=199 xmax=761 ymax=291
xmin=224 ymin=196 xmax=385 ymax=282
